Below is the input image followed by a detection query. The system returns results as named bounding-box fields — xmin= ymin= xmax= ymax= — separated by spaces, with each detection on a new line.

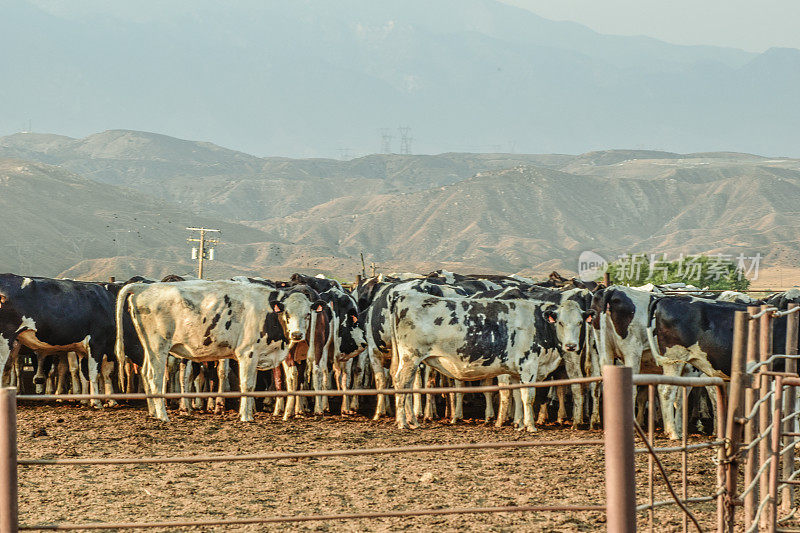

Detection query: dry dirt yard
xmin=16 ymin=402 xmax=733 ymax=532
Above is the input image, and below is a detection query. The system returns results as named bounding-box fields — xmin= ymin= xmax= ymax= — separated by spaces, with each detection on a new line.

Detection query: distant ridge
xmin=2 ymin=130 xmax=799 ymax=282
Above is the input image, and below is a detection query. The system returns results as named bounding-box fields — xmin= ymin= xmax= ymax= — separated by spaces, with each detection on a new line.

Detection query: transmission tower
xmin=379 ymin=128 xmax=393 ymax=153
xmin=398 ymin=126 xmax=413 ymax=155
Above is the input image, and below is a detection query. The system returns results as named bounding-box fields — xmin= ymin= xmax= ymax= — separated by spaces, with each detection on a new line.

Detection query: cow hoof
xmin=91 ymin=402 xmax=103 ymax=410
xmin=526 ymin=426 xmax=538 ymax=433
xmin=105 ymin=400 xmax=118 ymax=408
xmin=214 ymin=407 xmax=225 ymax=415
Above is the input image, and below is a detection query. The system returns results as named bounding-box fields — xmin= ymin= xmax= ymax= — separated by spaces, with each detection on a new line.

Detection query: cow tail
xmin=645 ymin=297 xmax=663 ymax=360
xmin=114 ymin=283 xmax=139 ymax=390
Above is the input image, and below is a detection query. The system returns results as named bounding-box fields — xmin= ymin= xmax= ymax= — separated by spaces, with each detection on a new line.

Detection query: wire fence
xmin=1 ymin=369 xmax=729 ymax=532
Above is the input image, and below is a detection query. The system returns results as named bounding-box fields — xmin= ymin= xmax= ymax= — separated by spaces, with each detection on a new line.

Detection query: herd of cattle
xmin=1 ymin=269 xmax=798 ymax=440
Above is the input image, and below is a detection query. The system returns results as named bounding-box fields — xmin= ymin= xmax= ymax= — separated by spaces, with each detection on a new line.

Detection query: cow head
xmin=545 ymin=300 xmax=592 ymax=352
xmin=272 ymin=292 xmax=325 ymax=343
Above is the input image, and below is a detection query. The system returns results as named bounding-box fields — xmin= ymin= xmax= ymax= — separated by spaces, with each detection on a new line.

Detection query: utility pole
xmin=187 ymin=227 xmax=220 ymax=279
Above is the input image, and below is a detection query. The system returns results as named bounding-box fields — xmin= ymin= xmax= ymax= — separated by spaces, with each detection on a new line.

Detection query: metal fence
xmin=720 ymin=303 xmax=800 ymax=533
xmin=0 ymin=369 xmax=737 ymax=531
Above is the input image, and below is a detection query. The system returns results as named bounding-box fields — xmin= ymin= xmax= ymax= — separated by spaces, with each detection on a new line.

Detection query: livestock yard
xmin=3 ymin=270 xmax=800 ymax=532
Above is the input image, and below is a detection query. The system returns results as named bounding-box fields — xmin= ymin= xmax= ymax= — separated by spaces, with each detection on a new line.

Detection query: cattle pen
xmin=3 ymin=363 xmax=793 ymax=533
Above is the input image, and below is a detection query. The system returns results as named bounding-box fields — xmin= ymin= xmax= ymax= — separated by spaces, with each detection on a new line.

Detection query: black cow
xmin=0 ymin=273 xmax=120 ymax=406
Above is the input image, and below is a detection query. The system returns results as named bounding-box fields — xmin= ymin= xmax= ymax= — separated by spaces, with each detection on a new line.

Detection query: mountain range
xmin=2 ymin=0 xmax=800 ymax=157
xmin=2 ymin=129 xmax=799 ymax=283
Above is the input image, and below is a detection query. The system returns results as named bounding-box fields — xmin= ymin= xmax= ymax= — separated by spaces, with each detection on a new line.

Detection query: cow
xmin=589 ymin=285 xmax=683 ymax=435
xmin=354 ymin=276 xmax=468 ymax=419
xmin=0 ymin=274 xmax=122 ymax=407
xmin=388 ymin=291 xmax=560 ymax=431
xmin=115 ymin=279 xmax=325 ymax=422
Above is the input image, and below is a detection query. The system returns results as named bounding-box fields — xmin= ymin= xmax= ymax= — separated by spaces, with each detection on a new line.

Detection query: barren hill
xmin=2 ymin=130 xmax=800 ymax=283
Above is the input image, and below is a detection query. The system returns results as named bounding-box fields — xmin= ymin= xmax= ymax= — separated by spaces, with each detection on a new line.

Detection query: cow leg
xmin=273 ymin=365 xmax=285 ymax=417
xmin=423 ymin=366 xmax=438 ymax=421
xmin=496 ymin=375 xmax=511 ymax=427
xmin=101 ymin=356 xmax=117 ymax=407
xmin=85 ymin=349 xmax=104 ymax=409
xmin=236 ymin=354 xmax=257 ymax=423
xmin=337 ymin=359 xmax=353 ymax=415
xmin=519 ymin=384 xmax=537 ymax=433
xmin=483 ymin=378 xmax=495 ymax=423
xmin=67 ymin=353 xmax=83 ymax=400
xmin=33 ymin=353 xmax=48 ymax=394
xmin=215 ymin=360 xmax=229 ymax=414
xmin=321 ymin=364 xmax=331 ymax=414
xmin=195 ymin=363 xmax=208 ymax=411
xmin=556 ymin=385 xmax=568 ymax=424
xmin=55 ymin=354 xmax=68 ymax=398
xmin=451 ymin=379 xmax=464 ymax=425
xmin=283 ymin=361 xmax=299 ymax=421
xmin=371 ymin=350 xmax=388 ymax=420
xmin=179 ymin=361 xmax=193 ymax=414
xmin=413 ymin=370 xmax=424 ymax=419
xmin=139 ymin=339 xmax=170 ymax=421
xmin=393 ymin=353 xmax=418 ymax=430
xmin=563 ymin=353 xmax=586 ymax=428
xmin=311 ymin=358 xmax=325 ymax=416
xmin=535 ymin=391 xmax=549 ymax=426
xmin=658 ymin=361 xmax=686 ymax=441
xmin=44 ymin=356 xmax=57 ymax=395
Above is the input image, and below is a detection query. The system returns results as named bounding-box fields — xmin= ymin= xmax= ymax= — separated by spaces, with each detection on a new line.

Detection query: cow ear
xmin=350 ymin=313 xmax=358 ymax=324
xmin=312 ymin=300 xmax=326 ymax=313
xmin=273 ymin=301 xmax=285 ymax=313
xmin=584 ymin=310 xmax=595 ymax=323
xmin=544 ymin=310 xmax=557 ymax=323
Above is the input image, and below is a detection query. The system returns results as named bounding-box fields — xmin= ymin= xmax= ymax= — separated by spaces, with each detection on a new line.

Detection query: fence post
xmin=782 ymin=303 xmax=799 ymax=514
xmin=744 ymin=305 xmax=760 ymax=525
xmin=603 ymin=365 xmax=636 ymax=533
xmin=723 ymin=311 xmax=748 ymax=532
xmin=759 ymin=305 xmax=774 ymax=530
xmin=0 ymin=388 xmax=18 ymax=533
xmin=768 ymin=376 xmax=784 ymax=532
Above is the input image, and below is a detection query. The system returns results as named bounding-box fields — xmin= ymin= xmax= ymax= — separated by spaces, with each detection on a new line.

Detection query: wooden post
xmin=723 ymin=311 xmax=748 ymax=532
xmin=744 ymin=305 xmax=760 ymax=525
xmin=603 ymin=272 xmax=611 ymax=287
xmin=783 ymin=303 xmax=799 ymax=513
xmin=0 ymin=388 xmax=18 ymax=533
xmin=603 ymin=365 xmax=636 ymax=533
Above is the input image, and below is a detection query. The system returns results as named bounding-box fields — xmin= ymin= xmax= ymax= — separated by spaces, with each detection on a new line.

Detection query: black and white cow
xmin=0 ymin=273 xmax=122 ymax=406
xmin=588 ymin=285 xmax=682 ymax=434
xmin=388 ymin=291 xmax=560 ymax=431
xmin=115 ymin=279 xmax=325 ymax=422
xmin=354 ymin=276 xmax=469 ymax=419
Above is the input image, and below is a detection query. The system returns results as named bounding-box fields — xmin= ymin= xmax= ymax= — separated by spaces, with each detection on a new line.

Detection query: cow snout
xmin=565 ymin=343 xmax=578 ymax=352
xmin=290 ymin=332 xmax=303 ymax=341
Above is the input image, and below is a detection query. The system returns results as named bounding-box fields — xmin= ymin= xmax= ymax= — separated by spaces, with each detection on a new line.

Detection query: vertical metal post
xmin=782 ymin=303 xmax=799 ymax=514
xmin=723 ymin=311 xmax=748 ymax=532
xmin=648 ymin=384 xmax=655 ymax=532
xmin=682 ymin=385 xmax=688 ymax=533
xmin=716 ymin=383 xmax=730 ymax=533
xmin=0 ymin=388 xmax=18 ymax=533
xmin=744 ymin=305 xmax=761 ymax=526
xmin=767 ymin=377 xmax=784 ymax=532
xmin=603 ymin=365 xmax=636 ymax=533
xmin=759 ymin=305 xmax=773 ymax=530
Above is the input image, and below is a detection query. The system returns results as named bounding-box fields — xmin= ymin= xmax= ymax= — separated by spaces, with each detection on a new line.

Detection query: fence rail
xmin=4 ymin=367 xmax=743 ymax=531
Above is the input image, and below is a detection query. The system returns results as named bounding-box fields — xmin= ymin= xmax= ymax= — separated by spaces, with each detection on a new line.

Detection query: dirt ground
xmin=15 ymin=401 xmax=732 ymax=532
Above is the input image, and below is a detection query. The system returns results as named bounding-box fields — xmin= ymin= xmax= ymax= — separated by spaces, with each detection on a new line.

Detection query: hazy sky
xmin=500 ymin=0 xmax=800 ymax=52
